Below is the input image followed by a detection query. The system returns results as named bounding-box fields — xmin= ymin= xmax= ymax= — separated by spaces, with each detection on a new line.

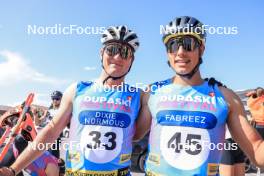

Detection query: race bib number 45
xmin=80 ymin=126 xmax=123 ymax=163
xmin=160 ymin=126 xmax=210 ymax=170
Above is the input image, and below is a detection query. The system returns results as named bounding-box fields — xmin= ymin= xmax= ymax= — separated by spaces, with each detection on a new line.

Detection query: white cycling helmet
xmin=101 ymin=25 xmax=139 ymax=52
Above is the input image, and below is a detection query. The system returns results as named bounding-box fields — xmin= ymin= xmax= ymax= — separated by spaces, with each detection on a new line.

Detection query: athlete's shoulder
xmin=219 ymin=86 xmax=242 ymax=108
xmin=149 ymin=78 xmax=172 ymax=93
xmin=61 ymin=82 xmax=79 ymax=103
xmin=150 ymin=78 xmax=172 ymax=87
xmin=76 ymin=81 xmax=94 ymax=91
xmin=204 ymin=77 xmax=227 ymax=88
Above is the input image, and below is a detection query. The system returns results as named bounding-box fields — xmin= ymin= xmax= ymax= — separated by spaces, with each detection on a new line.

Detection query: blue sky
xmin=0 ymin=0 xmax=263 ymax=106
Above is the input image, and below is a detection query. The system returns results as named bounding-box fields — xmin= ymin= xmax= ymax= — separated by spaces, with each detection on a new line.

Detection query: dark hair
xmin=255 ymin=87 xmax=263 ymax=91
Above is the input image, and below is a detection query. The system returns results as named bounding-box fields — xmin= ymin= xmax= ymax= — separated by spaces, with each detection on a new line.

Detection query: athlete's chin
xmin=107 ymin=70 xmax=126 ymax=77
xmin=173 ymin=68 xmax=192 ymax=75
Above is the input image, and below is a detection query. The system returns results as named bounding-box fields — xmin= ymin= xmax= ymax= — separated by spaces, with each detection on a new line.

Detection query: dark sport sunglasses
xmin=104 ymin=43 xmax=133 ymax=60
xmin=52 ymin=97 xmax=61 ymax=101
xmin=166 ymin=36 xmax=201 ymax=53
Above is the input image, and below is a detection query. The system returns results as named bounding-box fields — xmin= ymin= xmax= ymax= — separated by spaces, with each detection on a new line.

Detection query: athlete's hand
xmin=246 ymin=90 xmax=257 ymax=97
xmin=0 ymin=167 xmax=15 ymax=176
xmin=246 ymin=87 xmax=264 ymax=98
xmin=256 ymin=87 xmax=264 ymax=97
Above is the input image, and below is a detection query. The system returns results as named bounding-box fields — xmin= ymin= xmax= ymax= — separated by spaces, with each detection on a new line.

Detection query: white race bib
xmin=80 ymin=126 xmax=123 ymax=163
xmin=160 ymin=126 xmax=210 ymax=170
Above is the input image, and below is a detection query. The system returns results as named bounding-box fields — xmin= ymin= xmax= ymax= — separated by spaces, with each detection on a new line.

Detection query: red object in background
xmin=0 ymin=93 xmax=35 ymax=162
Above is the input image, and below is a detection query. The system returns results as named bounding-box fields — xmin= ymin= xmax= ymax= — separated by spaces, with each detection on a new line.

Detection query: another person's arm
xmin=32 ymin=107 xmax=44 ymax=126
xmin=0 ymin=83 xmax=76 ymax=175
xmin=220 ymin=87 xmax=264 ymax=167
xmin=38 ymin=109 xmax=48 ymax=121
xmin=45 ymin=162 xmax=59 ymax=176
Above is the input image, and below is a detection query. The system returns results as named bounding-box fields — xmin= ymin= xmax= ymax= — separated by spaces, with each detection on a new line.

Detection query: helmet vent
xmin=101 ymin=25 xmax=139 ymax=51
xmin=185 ymin=16 xmax=190 ymax=24
xmin=126 ymin=34 xmax=136 ymax=41
xmin=120 ymin=26 xmax=126 ymax=40
xmin=102 ymin=34 xmax=107 ymax=38
xmin=176 ymin=18 xmax=181 ymax=26
xmin=109 ymin=30 xmax=116 ymax=37
xmin=193 ymin=20 xmax=199 ymax=27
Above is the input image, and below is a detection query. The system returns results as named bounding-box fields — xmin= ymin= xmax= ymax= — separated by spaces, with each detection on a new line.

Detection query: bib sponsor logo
xmin=209 ymin=92 xmax=215 ymax=97
xmin=66 ymin=167 xmax=129 ymax=176
xmin=83 ymin=96 xmax=131 ymax=107
xmin=79 ymin=111 xmax=131 ymax=128
xmin=159 ymin=95 xmax=216 ymax=105
xmin=145 ymin=170 xmax=164 ymax=176
xmin=207 ymin=163 xmax=219 ymax=175
xmin=80 ymin=96 xmax=132 ymax=113
xmin=119 ymin=154 xmax=131 ymax=163
xmin=156 ymin=110 xmax=217 ymax=129
xmin=147 ymin=153 xmax=160 ymax=166
xmin=67 ymin=152 xmax=81 ymax=163
xmin=157 ymin=94 xmax=220 ymax=112
xmin=66 ymin=169 xmax=116 ymax=176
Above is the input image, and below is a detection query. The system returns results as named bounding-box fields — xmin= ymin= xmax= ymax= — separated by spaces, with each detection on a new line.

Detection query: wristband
xmin=8 ymin=167 xmax=16 ymax=176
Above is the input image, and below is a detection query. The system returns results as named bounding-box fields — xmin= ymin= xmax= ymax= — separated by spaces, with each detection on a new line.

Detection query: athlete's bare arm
xmin=45 ymin=162 xmax=59 ymax=176
xmin=38 ymin=110 xmax=48 ymax=121
xmin=220 ymin=87 xmax=264 ymax=167
xmin=0 ymin=83 xmax=76 ymax=175
xmin=133 ymin=91 xmax=152 ymax=141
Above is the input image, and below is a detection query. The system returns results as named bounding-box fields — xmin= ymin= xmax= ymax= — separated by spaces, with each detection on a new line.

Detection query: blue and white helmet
xmin=101 ymin=25 xmax=139 ymax=52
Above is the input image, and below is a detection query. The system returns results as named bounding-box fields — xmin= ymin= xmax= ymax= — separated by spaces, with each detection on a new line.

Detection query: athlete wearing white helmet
xmin=0 ymin=25 xmax=145 ymax=176
xmin=100 ymin=25 xmax=139 ymax=84
xmin=101 ymin=25 xmax=139 ymax=51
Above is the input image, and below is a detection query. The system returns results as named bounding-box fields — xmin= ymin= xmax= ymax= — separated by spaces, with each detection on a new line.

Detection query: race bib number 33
xmin=80 ymin=126 xmax=123 ymax=163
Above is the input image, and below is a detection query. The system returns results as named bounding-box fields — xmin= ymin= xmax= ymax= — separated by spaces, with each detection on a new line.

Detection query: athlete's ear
xmin=199 ymin=44 xmax=205 ymax=57
xmin=100 ymin=48 xmax=103 ymax=55
xmin=166 ymin=52 xmax=171 ymax=67
xmin=167 ymin=60 xmax=171 ymax=67
xmin=131 ymin=56 xmax=135 ymax=63
xmin=100 ymin=48 xmax=104 ymax=60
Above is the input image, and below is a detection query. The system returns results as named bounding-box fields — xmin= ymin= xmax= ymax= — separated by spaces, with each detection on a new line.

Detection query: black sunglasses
xmin=166 ymin=36 xmax=200 ymax=53
xmin=104 ymin=43 xmax=133 ymax=60
xmin=52 ymin=97 xmax=61 ymax=101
